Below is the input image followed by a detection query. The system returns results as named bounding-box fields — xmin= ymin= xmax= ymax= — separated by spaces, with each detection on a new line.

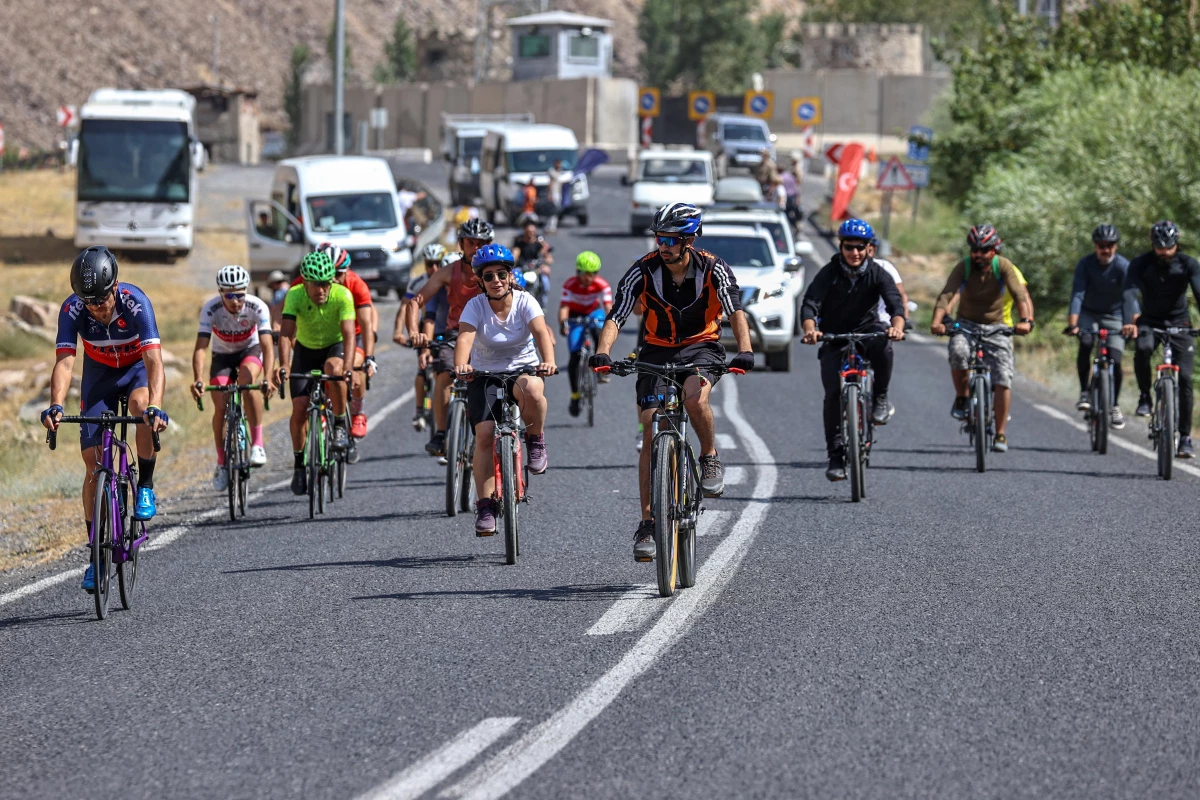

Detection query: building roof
xmin=504 ymin=11 xmax=613 ymax=28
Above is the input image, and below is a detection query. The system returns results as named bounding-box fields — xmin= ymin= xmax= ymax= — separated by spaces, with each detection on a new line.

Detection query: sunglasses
xmin=481 ymin=269 xmax=510 ymax=283
xmin=1096 ymin=241 xmax=1118 ymax=248
xmin=222 ymin=292 xmax=246 ymax=301
xmin=82 ymin=295 xmax=110 ymax=307
xmin=308 ymin=281 xmax=332 ymax=289
xmin=970 ymin=247 xmax=996 ymax=254
xmin=656 ymin=235 xmax=683 ymax=247
xmin=840 ymin=242 xmax=868 ymax=252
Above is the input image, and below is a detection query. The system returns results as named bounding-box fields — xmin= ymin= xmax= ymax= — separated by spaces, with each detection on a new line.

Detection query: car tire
xmin=765 ymin=342 xmax=792 ymax=372
xmin=576 ymin=212 xmax=588 ymax=227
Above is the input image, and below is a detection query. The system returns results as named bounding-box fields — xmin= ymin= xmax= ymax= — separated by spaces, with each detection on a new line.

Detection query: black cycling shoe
xmin=825 ymin=451 xmax=847 ymax=482
xmin=568 ymin=397 xmax=581 ymax=417
xmin=633 ymin=520 xmax=656 ymax=562
xmin=332 ymin=425 xmax=350 ymax=451
xmin=1136 ymin=393 xmax=1152 ymax=417
xmin=425 ymin=431 xmax=446 ymax=457
xmin=1178 ymin=436 xmax=1195 ymax=459
xmin=290 ymin=467 xmax=307 ymax=496
xmin=871 ymin=392 xmax=892 ymax=425
xmin=951 ymin=396 xmax=970 ymax=420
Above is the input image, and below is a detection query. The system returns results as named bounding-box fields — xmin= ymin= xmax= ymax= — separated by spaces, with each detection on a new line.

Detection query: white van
xmin=478 ymin=124 xmax=589 ymax=226
xmin=245 ymin=156 xmax=415 ymax=296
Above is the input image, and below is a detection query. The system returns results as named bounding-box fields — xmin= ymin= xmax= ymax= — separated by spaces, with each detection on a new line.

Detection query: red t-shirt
xmin=561 ymin=275 xmax=612 ymax=315
xmin=291 ymin=270 xmax=372 ymax=335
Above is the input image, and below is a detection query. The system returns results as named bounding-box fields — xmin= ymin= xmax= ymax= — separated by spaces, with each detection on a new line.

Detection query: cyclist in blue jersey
xmin=41 ymin=247 xmax=169 ymax=592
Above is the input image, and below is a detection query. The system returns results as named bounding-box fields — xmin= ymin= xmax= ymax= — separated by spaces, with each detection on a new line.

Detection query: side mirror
xmin=783 ymin=256 xmax=802 ymax=273
xmin=284 ymin=223 xmax=302 ymax=244
xmin=769 ymin=133 xmax=778 ymax=143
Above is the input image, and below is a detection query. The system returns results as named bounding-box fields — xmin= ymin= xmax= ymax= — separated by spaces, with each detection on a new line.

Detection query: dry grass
xmin=0 ymin=169 xmax=282 ymax=573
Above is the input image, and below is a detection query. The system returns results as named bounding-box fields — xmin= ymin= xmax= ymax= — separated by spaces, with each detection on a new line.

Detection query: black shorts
xmin=635 ymin=341 xmax=726 ymax=410
xmin=431 ymin=332 xmax=457 ymax=375
xmin=467 ymin=374 xmax=521 ymax=428
xmin=290 ymin=341 xmax=345 ymax=397
xmin=210 ymin=344 xmax=264 ymax=382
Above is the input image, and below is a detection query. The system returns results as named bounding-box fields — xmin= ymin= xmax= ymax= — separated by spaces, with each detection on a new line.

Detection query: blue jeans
xmin=567 ymin=310 xmax=606 ymax=393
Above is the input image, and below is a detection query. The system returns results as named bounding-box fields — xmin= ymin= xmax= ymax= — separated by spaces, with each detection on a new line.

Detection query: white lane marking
xmin=1032 ymin=403 xmax=1200 ymax=479
xmin=585 ymin=585 xmax=661 ymax=636
xmin=441 ymin=377 xmax=777 ymax=800
xmin=715 ymin=433 xmax=737 ymax=450
xmin=724 ymin=466 xmax=746 ymax=485
xmin=696 ymin=509 xmax=731 ymax=538
xmin=0 ymin=389 xmax=416 ymax=608
xmin=357 ymin=718 xmax=522 ymax=800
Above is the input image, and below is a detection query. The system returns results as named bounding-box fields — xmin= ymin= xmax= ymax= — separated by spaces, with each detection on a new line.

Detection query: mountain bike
xmin=291 ymin=369 xmax=350 ymax=518
xmin=469 ymin=367 xmax=553 ymax=565
xmin=823 ymin=332 xmax=891 ymax=502
xmin=1068 ymin=325 xmax=1120 ymax=455
xmin=444 ymin=376 xmax=476 ymax=517
xmin=197 ymin=382 xmax=270 ymax=520
xmin=605 ymin=359 xmax=743 ymax=597
xmin=1143 ymin=327 xmax=1200 ymax=480
xmin=939 ymin=320 xmax=1014 ymax=473
xmin=568 ymin=314 xmax=601 ymax=427
xmin=46 ymin=396 xmax=161 ymax=620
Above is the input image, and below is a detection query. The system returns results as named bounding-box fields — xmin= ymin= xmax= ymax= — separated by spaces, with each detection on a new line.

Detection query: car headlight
xmin=166 ymin=221 xmax=190 ymax=230
xmin=754 ymin=283 xmax=786 ymax=302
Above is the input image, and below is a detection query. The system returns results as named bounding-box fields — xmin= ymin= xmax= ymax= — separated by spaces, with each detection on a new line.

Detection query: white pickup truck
xmin=629 ymin=149 xmax=714 ymax=235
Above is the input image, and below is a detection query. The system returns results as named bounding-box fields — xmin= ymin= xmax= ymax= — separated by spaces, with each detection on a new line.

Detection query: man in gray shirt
xmin=1065 ymin=224 xmax=1130 ymax=427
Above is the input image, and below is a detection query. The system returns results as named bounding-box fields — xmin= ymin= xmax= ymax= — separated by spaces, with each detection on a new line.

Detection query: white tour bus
xmin=71 ymin=89 xmax=205 ymax=260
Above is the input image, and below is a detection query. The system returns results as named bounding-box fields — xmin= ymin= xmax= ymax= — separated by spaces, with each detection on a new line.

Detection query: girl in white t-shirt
xmin=454 ymin=245 xmax=558 ymax=534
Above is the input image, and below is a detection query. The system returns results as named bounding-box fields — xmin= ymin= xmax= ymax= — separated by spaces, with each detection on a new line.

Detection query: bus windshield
xmin=77 ymin=119 xmax=191 ymax=204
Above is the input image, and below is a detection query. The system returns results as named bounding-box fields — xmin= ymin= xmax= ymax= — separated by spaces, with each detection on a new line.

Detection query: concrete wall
xmin=798 ymin=23 xmax=929 ymax=74
xmin=762 ymin=69 xmax=950 ymax=136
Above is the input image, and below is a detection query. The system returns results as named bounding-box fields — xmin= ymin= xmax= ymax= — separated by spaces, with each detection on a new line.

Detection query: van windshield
xmin=458 ymin=137 xmax=483 ymax=160
xmin=639 ymin=158 xmax=711 ymax=183
xmin=507 ymin=149 xmax=577 ymax=173
xmin=306 ymin=193 xmax=398 ymax=233
xmin=723 ymin=124 xmax=768 ymax=143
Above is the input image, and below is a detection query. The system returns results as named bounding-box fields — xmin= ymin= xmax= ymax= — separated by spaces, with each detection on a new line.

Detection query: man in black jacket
xmin=1121 ymin=220 xmax=1200 ymax=458
xmin=801 ymin=219 xmax=906 ymax=481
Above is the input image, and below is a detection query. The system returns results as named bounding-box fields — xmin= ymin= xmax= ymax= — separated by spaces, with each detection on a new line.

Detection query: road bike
xmin=1068 ymin=325 xmax=1120 ymax=455
xmin=444 ymin=375 xmax=476 ymax=517
xmin=401 ymin=341 xmax=438 ymax=447
xmin=940 ymin=320 xmax=1013 ymax=473
xmin=289 ymin=369 xmax=351 ymax=518
xmin=823 ymin=332 xmax=891 ymax=502
xmin=46 ymin=395 xmax=160 ymax=620
xmin=568 ymin=314 xmax=602 ymax=427
xmin=196 ymin=382 xmax=270 ymax=521
xmin=1143 ymin=327 xmax=1200 ymax=480
xmin=605 ymin=359 xmax=742 ymax=597
xmin=468 ymin=368 xmax=553 ymax=565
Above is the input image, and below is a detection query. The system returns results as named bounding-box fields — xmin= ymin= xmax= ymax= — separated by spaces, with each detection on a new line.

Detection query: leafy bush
xmin=964 ymin=65 xmax=1200 ymax=313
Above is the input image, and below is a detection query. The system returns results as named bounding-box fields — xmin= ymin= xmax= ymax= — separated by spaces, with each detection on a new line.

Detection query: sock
xmin=137 ymin=456 xmax=156 ymax=489
xmin=350 ymin=397 xmax=364 ymax=416
xmin=571 ymin=392 xmax=581 ymax=400
xmin=336 ymin=414 xmax=349 ymax=428
xmin=294 ymin=451 xmax=304 ymax=469
xmin=216 ymin=445 xmax=225 ymax=467
xmin=251 ymin=426 xmax=264 ymax=447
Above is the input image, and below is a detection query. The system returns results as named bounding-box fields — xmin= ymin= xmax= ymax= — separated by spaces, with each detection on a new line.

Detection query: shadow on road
xmin=226 ymin=552 xmax=499 ymax=575
xmin=0 ymin=609 xmax=92 ymax=630
xmin=353 ymin=581 xmax=641 ymax=604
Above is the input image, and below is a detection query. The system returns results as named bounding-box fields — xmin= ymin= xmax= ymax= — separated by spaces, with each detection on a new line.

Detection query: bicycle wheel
xmin=677 ymin=449 xmax=698 ymax=589
xmin=973 ymin=376 xmax=988 ymax=473
xmin=460 ymin=428 xmax=475 ymax=513
xmin=117 ymin=480 xmax=139 ymax=610
xmin=1159 ymin=379 xmax=1175 ymax=480
xmin=307 ymin=408 xmax=321 ymax=519
xmin=857 ymin=393 xmax=869 ymax=498
xmin=845 ymin=384 xmax=863 ymax=502
xmin=500 ymin=435 xmax=519 ymax=565
xmin=1095 ymin=368 xmax=1111 ymax=455
xmin=445 ymin=399 xmax=467 ymax=517
xmin=585 ymin=357 xmax=597 ymax=428
xmin=652 ymin=435 xmax=681 ymax=597
xmin=91 ymin=482 xmax=113 ymax=620
xmin=225 ymin=423 xmax=238 ymax=522
xmin=337 ymin=451 xmax=347 ymax=498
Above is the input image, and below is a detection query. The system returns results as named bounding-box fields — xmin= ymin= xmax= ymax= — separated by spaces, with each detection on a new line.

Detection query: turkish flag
xmin=831 ymin=143 xmax=865 ymax=222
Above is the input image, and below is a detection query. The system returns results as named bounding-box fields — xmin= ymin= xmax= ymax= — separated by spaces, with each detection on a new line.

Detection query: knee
xmin=325 ymin=358 xmax=344 ymax=374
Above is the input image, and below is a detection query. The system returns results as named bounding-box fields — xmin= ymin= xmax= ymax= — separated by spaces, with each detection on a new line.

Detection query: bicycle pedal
xmin=634 ymin=554 xmax=654 ymax=563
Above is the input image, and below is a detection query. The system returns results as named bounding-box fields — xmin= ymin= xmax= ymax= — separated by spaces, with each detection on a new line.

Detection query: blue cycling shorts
xmin=79 ymin=358 xmax=148 ymax=449
xmin=567 ymin=309 xmax=606 ymax=354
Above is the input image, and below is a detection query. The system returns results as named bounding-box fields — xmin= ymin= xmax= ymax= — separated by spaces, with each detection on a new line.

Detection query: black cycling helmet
xmin=966 ymin=224 xmax=1002 ymax=251
xmin=1150 ymin=220 xmax=1180 ymax=249
xmin=70 ymin=246 xmax=119 ymax=302
xmin=458 ymin=217 xmax=495 ymax=243
xmin=1092 ymin=224 xmax=1120 ymax=244
xmin=652 ymin=203 xmax=703 ymax=236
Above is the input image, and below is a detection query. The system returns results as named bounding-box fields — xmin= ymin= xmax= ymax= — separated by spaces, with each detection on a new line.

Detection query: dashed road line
xmin=1032 ymin=402 xmax=1200 ymax=479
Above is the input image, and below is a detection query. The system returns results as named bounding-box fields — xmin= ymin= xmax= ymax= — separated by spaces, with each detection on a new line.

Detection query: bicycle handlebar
xmin=465 ymin=366 xmax=557 ymax=380
xmin=934 ymin=320 xmax=1015 ymax=338
xmin=46 ymin=416 xmax=160 ymax=453
xmin=602 ymin=360 xmax=745 ymax=378
xmin=1143 ymin=326 xmax=1200 ymax=338
xmin=195 ymin=383 xmax=270 ymax=412
xmin=821 ymin=331 xmax=894 ymax=346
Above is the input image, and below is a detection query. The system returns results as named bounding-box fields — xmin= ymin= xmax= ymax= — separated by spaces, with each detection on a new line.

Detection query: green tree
xmin=637 ymin=0 xmax=682 ymax=88
xmin=803 ymin=0 xmax=997 ymax=39
xmin=284 ymin=44 xmax=311 ymax=150
xmin=384 ymin=16 xmax=418 ymax=81
xmin=758 ymin=12 xmax=797 ymax=69
xmin=638 ymin=0 xmax=766 ymax=91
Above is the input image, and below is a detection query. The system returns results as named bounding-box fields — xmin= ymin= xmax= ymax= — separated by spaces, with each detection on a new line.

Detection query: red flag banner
xmin=831 ymin=143 xmax=865 ymax=222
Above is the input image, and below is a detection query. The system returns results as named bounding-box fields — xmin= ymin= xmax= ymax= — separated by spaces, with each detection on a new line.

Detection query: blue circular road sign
xmin=640 ymin=92 xmax=656 ymax=111
xmin=749 ymin=95 xmax=768 ymax=114
xmin=797 ymin=102 xmax=816 ymax=122
xmin=693 ymin=95 xmax=711 ymax=114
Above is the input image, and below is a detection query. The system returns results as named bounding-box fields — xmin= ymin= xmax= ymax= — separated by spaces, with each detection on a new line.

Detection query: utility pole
xmin=334 ymin=0 xmax=346 ymax=155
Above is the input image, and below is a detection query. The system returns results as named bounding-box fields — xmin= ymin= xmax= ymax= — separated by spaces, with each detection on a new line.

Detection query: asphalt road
xmin=4 ymin=165 xmax=1200 ymax=800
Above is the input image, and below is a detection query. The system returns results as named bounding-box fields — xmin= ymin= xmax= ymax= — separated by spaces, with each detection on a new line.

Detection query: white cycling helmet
xmin=440 ymin=252 xmax=462 ymax=268
xmin=216 ymin=264 xmax=250 ymax=291
xmin=423 ymin=243 xmax=447 ymax=263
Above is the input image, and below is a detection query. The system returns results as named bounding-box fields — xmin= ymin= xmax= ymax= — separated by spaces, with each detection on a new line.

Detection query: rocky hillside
xmin=1 ymin=0 xmax=803 ymax=150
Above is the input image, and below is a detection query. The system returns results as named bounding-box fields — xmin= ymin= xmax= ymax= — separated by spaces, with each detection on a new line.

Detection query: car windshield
xmin=695 ymin=235 xmax=774 ymax=268
xmin=713 ymin=218 xmax=790 ymax=254
xmin=306 ymin=193 xmax=398 ymax=233
xmin=507 ymin=149 xmax=577 ymax=173
xmin=714 ymin=179 xmax=764 ymax=203
xmin=77 ymin=119 xmax=191 ymax=204
xmin=639 ymin=158 xmax=710 ymax=183
xmin=723 ymin=123 xmax=768 ymax=143
xmin=458 ymin=137 xmax=483 ymax=160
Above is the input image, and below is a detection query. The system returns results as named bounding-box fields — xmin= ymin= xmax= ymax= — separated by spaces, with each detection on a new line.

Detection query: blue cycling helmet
xmin=471 ymin=243 xmax=516 ymax=274
xmin=838 ymin=218 xmax=874 ymax=241
xmin=652 ymin=203 xmax=703 ymax=236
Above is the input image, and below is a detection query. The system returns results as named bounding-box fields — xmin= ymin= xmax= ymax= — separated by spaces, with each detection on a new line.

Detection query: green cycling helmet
xmin=299 ymin=251 xmax=336 ymax=282
xmin=576 ymin=250 xmax=601 ymax=273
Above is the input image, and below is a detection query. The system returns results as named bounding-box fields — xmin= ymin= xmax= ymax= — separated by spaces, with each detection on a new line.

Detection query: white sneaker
xmin=249 ymin=445 xmax=267 ymax=466
xmin=412 ymin=414 xmax=428 ymax=432
xmin=437 ymin=455 xmax=449 ymax=466
xmin=212 ymin=467 xmax=228 ymax=491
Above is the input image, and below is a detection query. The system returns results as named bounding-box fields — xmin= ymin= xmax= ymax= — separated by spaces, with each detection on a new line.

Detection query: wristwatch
xmin=1020 ymin=317 xmax=1036 ymax=330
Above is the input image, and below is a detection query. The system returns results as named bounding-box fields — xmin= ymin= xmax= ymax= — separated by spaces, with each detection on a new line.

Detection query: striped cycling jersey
xmin=607 ymin=248 xmax=742 ymax=347
xmin=56 ymin=283 xmax=161 ymax=368
xmin=560 ymin=275 xmax=612 ymax=315
xmin=198 ymin=294 xmax=272 ymax=354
